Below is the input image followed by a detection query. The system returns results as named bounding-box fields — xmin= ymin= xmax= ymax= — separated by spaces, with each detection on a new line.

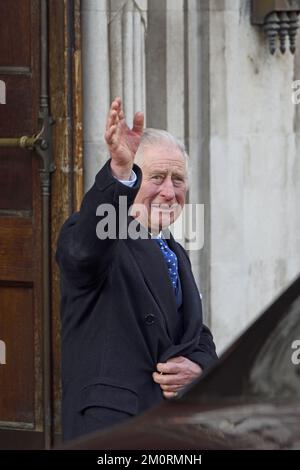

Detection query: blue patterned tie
xmin=154 ymin=238 xmax=179 ymax=292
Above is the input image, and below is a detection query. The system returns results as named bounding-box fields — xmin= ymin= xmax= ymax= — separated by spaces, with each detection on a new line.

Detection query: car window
xmin=249 ymin=297 xmax=300 ymax=399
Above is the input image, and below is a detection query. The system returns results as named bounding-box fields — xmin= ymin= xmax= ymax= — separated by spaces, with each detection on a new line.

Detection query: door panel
xmin=0 ymin=285 xmax=34 ymax=425
xmin=0 ymin=74 xmax=38 ymax=136
xmin=0 ymin=0 xmax=32 ymax=66
xmin=0 ymin=0 xmax=43 ymax=447
xmin=0 ymin=150 xmax=33 ymax=211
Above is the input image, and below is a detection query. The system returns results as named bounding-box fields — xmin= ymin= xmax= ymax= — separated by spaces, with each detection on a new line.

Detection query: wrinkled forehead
xmin=140 ymin=143 xmax=187 ymax=174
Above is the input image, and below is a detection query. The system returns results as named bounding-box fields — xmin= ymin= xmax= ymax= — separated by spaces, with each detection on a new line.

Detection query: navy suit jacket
xmin=56 ymin=160 xmax=218 ymax=441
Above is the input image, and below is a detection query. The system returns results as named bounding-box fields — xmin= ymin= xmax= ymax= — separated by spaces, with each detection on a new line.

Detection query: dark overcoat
xmin=56 ymin=160 xmax=217 ymax=441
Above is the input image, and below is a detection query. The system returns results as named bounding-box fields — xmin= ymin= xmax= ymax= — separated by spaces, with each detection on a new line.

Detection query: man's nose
xmin=160 ymin=178 xmax=175 ymax=200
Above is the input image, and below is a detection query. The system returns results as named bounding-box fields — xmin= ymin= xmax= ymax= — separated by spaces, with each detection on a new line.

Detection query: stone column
xmin=81 ymin=0 xmax=110 ymax=190
xmin=82 ymin=0 xmax=147 ymax=191
xmin=109 ymin=0 xmax=147 ymax=127
xmin=185 ymin=0 xmax=211 ymax=325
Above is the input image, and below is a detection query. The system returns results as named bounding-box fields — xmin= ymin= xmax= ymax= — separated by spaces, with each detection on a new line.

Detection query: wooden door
xmin=0 ymin=0 xmax=83 ymax=449
xmin=0 ymin=0 xmax=44 ymax=449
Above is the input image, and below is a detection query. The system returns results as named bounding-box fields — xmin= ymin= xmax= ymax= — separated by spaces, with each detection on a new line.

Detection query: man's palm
xmin=111 ymin=114 xmax=144 ymax=166
xmin=105 ymin=97 xmax=144 ymax=168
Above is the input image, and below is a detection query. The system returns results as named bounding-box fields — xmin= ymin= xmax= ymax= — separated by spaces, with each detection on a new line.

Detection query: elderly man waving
xmin=56 ymin=97 xmax=217 ymax=441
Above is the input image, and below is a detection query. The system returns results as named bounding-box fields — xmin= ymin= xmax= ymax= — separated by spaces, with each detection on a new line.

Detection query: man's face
xmin=132 ymin=143 xmax=187 ymax=233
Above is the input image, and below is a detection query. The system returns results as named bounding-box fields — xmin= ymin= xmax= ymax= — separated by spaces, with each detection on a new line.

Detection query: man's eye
xmin=152 ymin=175 xmax=163 ymax=181
xmin=173 ymin=178 xmax=184 ymax=186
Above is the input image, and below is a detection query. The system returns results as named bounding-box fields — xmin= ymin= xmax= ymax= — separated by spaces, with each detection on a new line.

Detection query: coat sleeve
xmin=56 ymin=159 xmax=142 ymax=286
xmin=185 ymin=324 xmax=218 ymax=370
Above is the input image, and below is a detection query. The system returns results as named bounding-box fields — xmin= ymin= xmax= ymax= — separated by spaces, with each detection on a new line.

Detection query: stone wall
xmin=81 ymin=0 xmax=300 ymax=352
xmin=209 ymin=0 xmax=300 ymax=350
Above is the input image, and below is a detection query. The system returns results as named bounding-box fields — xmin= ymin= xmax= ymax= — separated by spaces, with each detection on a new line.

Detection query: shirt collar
xmin=150 ymin=231 xmax=163 ymax=239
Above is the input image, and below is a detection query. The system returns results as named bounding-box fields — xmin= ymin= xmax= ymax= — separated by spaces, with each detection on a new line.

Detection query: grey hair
xmin=135 ymin=128 xmax=189 ymax=178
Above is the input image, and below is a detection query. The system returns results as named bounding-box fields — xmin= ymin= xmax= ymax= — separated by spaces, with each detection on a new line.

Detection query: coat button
xmin=145 ymin=313 xmax=155 ymax=325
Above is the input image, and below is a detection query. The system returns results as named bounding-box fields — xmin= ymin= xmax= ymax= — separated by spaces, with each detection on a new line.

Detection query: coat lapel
xmin=159 ymin=231 xmax=204 ymax=361
xmin=126 ymin=222 xmax=203 ymax=359
xmin=126 ymin=224 xmax=180 ymax=342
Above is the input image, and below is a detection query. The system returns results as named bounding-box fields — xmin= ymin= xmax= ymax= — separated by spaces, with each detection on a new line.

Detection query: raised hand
xmin=105 ymin=97 xmax=144 ymax=179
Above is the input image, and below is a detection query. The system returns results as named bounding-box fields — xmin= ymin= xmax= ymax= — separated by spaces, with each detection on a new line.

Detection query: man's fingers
xmin=154 ymin=358 xmax=203 ymax=395
xmin=160 ymin=383 xmax=181 ymax=392
xmin=152 ymin=371 xmax=180 ymax=386
xmin=132 ymin=111 xmax=144 ymax=133
xmin=111 ymin=96 xmax=121 ymax=110
xmin=106 ymin=97 xmax=121 ymax=131
xmin=106 ymin=109 xmax=117 ymax=131
xmin=111 ymin=98 xmax=122 ymax=121
xmin=105 ymin=124 xmax=117 ymax=140
xmin=105 ymin=125 xmax=118 ymax=145
xmin=156 ymin=362 xmax=182 ymax=375
xmin=114 ymin=96 xmax=122 ymax=105
xmin=163 ymin=391 xmax=178 ymax=400
xmin=166 ymin=356 xmax=185 ymax=363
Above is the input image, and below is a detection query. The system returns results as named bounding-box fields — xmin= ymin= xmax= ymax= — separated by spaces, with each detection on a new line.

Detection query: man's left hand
xmin=152 ymin=356 xmax=203 ymax=399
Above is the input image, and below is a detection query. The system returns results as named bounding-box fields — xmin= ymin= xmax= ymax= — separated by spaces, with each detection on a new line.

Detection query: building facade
xmin=82 ymin=0 xmax=300 ymax=352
